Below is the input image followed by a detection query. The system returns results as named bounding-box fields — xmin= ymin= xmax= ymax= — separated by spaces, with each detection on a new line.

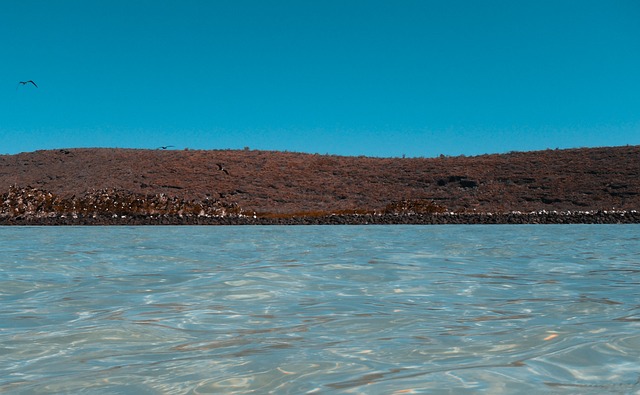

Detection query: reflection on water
xmin=1 ymin=225 xmax=640 ymax=394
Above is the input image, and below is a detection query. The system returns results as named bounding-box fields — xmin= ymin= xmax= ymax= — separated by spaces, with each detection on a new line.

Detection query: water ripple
xmin=1 ymin=225 xmax=639 ymax=394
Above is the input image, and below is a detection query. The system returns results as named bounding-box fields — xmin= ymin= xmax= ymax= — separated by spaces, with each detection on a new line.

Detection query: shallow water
xmin=1 ymin=225 xmax=639 ymax=394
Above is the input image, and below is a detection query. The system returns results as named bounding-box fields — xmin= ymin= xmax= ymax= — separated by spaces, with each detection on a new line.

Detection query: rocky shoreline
xmin=2 ymin=210 xmax=638 ymax=225
xmin=2 ymin=185 xmax=639 ymax=225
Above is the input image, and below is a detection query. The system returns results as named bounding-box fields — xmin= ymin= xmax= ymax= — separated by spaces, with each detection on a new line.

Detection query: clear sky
xmin=2 ymin=1 xmax=639 ymax=157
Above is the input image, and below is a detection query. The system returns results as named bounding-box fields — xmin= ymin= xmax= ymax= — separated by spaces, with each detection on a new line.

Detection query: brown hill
xmin=1 ymin=145 xmax=638 ymax=214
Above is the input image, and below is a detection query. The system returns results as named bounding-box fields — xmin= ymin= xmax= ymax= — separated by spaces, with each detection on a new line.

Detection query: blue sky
xmin=2 ymin=1 xmax=639 ymax=157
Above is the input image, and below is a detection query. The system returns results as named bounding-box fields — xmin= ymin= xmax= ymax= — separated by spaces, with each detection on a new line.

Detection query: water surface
xmin=1 ymin=225 xmax=639 ymax=394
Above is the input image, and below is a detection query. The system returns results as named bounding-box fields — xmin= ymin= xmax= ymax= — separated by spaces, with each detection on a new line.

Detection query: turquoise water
xmin=1 ymin=225 xmax=639 ymax=394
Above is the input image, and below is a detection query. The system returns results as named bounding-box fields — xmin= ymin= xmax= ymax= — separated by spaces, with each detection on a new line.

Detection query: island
xmin=1 ymin=145 xmax=638 ymax=225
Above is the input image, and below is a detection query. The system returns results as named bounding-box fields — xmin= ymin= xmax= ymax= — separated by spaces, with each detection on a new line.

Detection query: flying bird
xmin=216 ymin=163 xmax=229 ymax=175
xmin=18 ymin=80 xmax=38 ymax=88
xmin=157 ymin=145 xmax=174 ymax=150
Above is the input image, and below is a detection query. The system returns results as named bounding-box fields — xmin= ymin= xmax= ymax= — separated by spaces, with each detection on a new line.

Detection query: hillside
xmin=1 ymin=145 xmax=639 ymax=217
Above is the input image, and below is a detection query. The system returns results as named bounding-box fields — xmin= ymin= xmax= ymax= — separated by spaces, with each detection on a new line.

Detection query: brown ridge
xmin=1 ymin=145 xmax=639 ymax=215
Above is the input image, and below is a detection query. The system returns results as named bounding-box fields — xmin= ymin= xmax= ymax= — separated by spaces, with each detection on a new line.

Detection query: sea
xmin=1 ymin=225 xmax=639 ymax=394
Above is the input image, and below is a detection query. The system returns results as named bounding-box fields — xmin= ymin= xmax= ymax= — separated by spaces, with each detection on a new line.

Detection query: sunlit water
xmin=1 ymin=225 xmax=639 ymax=394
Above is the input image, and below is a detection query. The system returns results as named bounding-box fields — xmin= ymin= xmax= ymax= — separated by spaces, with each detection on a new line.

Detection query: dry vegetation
xmin=0 ymin=145 xmax=638 ymax=217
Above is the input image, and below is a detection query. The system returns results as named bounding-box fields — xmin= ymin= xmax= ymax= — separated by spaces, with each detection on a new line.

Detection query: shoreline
xmin=2 ymin=211 xmax=638 ymax=225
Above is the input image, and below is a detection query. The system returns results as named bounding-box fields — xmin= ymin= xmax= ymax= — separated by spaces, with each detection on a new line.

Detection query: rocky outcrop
xmin=1 ymin=186 xmax=241 ymax=220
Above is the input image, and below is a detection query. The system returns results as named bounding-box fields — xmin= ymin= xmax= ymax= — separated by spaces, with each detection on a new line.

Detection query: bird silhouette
xmin=18 ymin=80 xmax=38 ymax=88
xmin=157 ymin=145 xmax=174 ymax=150
xmin=216 ymin=163 xmax=229 ymax=175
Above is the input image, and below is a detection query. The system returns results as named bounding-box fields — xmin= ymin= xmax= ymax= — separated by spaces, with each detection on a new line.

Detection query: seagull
xmin=157 ymin=145 xmax=174 ymax=150
xmin=216 ymin=163 xmax=229 ymax=175
xmin=18 ymin=80 xmax=38 ymax=88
